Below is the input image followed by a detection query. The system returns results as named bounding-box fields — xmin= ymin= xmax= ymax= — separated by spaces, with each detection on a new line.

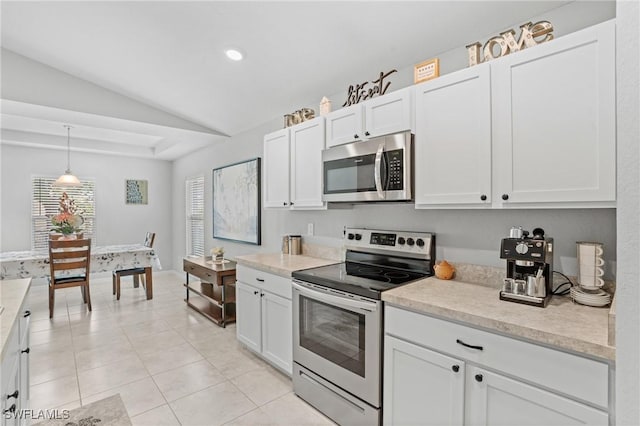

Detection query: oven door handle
xmin=292 ymin=281 xmax=378 ymax=313
xmin=374 ymin=143 xmax=385 ymax=199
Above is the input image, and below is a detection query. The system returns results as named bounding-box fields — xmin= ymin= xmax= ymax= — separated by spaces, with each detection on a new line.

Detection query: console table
xmin=183 ymin=257 xmax=237 ymax=327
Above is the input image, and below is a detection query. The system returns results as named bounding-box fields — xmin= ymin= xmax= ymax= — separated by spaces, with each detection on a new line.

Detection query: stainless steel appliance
xmin=292 ymin=227 xmax=435 ymax=425
xmin=322 ymin=131 xmax=413 ymax=202
xmin=499 ymin=227 xmax=553 ymax=308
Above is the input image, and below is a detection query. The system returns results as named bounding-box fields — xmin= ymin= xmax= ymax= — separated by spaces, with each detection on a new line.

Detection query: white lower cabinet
xmin=383 ymin=306 xmax=610 ymax=425
xmin=236 ymin=265 xmax=292 ymax=375
xmin=1 ymin=307 xmax=30 ymax=426
xmin=384 ymin=335 xmax=465 ymax=426
xmin=466 ymin=366 xmax=608 ymax=426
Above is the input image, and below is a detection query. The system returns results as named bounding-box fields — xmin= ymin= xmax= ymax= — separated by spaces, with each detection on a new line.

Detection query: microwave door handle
xmin=374 ymin=143 xmax=385 ymax=199
xmin=292 ymin=281 xmax=377 ymax=312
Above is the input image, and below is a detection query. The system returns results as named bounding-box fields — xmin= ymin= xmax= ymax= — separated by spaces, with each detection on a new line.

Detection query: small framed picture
xmin=414 ymin=58 xmax=440 ymax=84
xmin=125 ymin=179 xmax=148 ymax=205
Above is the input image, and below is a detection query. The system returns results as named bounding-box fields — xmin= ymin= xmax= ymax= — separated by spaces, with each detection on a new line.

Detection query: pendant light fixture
xmin=54 ymin=125 xmax=81 ymax=186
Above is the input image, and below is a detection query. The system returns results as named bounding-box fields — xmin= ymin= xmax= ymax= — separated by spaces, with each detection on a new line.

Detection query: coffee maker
xmin=499 ymin=227 xmax=553 ymax=308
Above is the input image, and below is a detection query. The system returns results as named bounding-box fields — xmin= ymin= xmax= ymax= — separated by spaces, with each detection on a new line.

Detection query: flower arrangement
xmin=51 ymin=192 xmax=84 ymax=235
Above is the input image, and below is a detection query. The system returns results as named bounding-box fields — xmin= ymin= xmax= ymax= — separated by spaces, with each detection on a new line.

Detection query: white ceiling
xmin=1 ymin=1 xmax=573 ymax=160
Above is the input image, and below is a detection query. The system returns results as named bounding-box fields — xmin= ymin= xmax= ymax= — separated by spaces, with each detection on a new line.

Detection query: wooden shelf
xmin=183 ymin=257 xmax=237 ymax=328
xmin=184 ymin=281 xmax=236 ymax=307
xmin=186 ymin=295 xmax=236 ymax=326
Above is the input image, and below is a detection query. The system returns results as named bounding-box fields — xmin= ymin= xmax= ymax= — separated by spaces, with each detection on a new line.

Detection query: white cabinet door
xmin=261 ymin=291 xmax=293 ymax=375
xmin=493 ymin=20 xmax=616 ymax=206
xmin=263 ymin=128 xmax=291 ymax=208
xmin=325 ymin=103 xmax=363 ymax=147
xmin=290 ymin=117 xmax=326 ymax=209
xmin=236 ymin=282 xmax=262 ymax=354
xmin=384 ymin=336 xmax=465 ymax=426
xmin=364 ymin=87 xmax=412 ymax=138
xmin=414 ymin=64 xmax=492 ymax=207
xmin=466 ymin=366 xmax=608 ymax=426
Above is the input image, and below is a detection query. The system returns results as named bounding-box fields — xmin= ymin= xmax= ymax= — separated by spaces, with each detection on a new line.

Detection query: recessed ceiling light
xmin=225 ymin=49 xmax=243 ymax=61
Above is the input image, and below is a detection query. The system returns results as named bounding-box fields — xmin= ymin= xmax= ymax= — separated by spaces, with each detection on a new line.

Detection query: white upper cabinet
xmin=290 ymin=117 xmax=326 ymax=209
xmin=364 ymin=87 xmax=413 ymax=139
xmin=325 ymin=88 xmax=412 ymax=148
xmin=263 ymin=128 xmax=290 ymax=208
xmin=492 ymin=20 xmax=616 ymax=206
xmin=325 ymin=103 xmax=364 ymax=148
xmin=414 ymin=64 xmax=492 ymax=207
xmin=263 ymin=117 xmax=326 ymax=210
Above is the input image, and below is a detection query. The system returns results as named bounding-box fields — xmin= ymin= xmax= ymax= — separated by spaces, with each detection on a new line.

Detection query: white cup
xmin=579 ymin=276 xmax=605 ymax=288
xmin=579 ymin=264 xmax=605 ymax=277
xmin=580 ymin=256 xmax=605 ymax=267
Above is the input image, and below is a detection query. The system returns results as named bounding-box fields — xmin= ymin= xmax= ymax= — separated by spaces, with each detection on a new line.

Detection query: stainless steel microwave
xmin=322 ymin=131 xmax=413 ymax=202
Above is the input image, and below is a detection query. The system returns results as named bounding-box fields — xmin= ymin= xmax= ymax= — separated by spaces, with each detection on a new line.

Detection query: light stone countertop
xmin=1 ymin=278 xmax=31 ymax=361
xmin=383 ymin=277 xmax=615 ymax=361
xmin=233 ymin=253 xmax=340 ymax=278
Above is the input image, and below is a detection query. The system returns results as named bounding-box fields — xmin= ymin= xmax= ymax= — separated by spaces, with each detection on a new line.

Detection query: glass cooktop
xmin=292 ymin=261 xmax=429 ymax=300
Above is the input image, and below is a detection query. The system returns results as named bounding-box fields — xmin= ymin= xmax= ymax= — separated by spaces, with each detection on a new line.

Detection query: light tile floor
xmin=27 ymin=272 xmax=334 ymax=426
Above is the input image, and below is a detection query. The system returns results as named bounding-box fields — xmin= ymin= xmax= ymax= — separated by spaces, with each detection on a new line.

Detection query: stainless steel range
xmin=291 ymin=227 xmax=435 ymax=425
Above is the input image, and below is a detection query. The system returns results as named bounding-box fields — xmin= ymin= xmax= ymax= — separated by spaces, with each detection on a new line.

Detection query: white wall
xmin=615 ymin=0 xmax=640 ymax=423
xmin=171 ymin=1 xmax=617 ymax=278
xmin=0 ymin=144 xmax=172 ymax=269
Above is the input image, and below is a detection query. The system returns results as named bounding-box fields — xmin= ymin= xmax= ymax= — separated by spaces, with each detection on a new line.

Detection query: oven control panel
xmin=345 ymin=228 xmax=434 ymax=259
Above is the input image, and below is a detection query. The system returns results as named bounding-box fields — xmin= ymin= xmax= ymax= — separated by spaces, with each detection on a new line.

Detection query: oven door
xmin=292 ymin=280 xmax=382 ymax=407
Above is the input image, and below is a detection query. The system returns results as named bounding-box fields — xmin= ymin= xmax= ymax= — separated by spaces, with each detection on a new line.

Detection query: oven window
xmin=299 ymin=295 xmax=365 ymax=377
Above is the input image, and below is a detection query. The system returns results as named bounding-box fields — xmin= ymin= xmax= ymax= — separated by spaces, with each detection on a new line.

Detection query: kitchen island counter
xmin=234 ymin=253 xmax=340 ymax=278
xmin=383 ymin=277 xmax=614 ymax=361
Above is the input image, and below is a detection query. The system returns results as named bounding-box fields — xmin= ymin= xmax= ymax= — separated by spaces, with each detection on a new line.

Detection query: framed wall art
xmin=212 ymin=158 xmax=261 ymax=245
xmin=414 ymin=58 xmax=440 ymax=84
xmin=125 ymin=179 xmax=148 ymax=205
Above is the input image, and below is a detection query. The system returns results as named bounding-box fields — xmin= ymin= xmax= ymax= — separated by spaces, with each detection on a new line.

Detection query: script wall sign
xmin=466 ymin=21 xmax=554 ymax=66
xmin=342 ymin=69 xmax=397 ymax=107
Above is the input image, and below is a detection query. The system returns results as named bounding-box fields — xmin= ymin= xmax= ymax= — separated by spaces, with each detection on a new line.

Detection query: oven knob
xmin=406 ymin=238 xmax=415 ymax=246
xmin=347 ymin=233 xmax=355 ymax=240
xmin=397 ymin=237 xmax=406 ymax=245
xmin=355 ymin=233 xmax=362 ymax=241
xmin=416 ymin=238 xmax=425 ymax=247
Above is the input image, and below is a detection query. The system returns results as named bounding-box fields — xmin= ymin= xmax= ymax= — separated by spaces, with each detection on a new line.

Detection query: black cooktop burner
xmin=292 ymin=261 xmax=430 ymax=300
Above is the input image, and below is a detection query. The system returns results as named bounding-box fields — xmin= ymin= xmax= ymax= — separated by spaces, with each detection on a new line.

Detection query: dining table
xmin=0 ymin=244 xmax=162 ymax=299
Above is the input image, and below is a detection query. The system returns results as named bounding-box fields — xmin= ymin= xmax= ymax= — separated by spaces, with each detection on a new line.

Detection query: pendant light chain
xmin=65 ymin=125 xmax=72 ymax=173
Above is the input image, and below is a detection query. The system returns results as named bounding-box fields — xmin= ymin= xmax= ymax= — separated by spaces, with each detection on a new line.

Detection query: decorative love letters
xmin=342 ymin=69 xmax=397 ymax=107
xmin=466 ymin=21 xmax=554 ymax=66
xmin=284 ymin=108 xmax=315 ymax=128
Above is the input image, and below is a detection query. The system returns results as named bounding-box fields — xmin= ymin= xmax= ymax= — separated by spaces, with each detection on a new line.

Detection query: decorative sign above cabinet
xmin=466 ymin=21 xmax=554 ymax=66
xmin=342 ymin=69 xmax=397 ymax=107
xmin=284 ymin=108 xmax=315 ymax=128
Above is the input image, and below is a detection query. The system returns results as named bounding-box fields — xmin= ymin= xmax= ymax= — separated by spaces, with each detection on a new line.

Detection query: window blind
xmin=186 ymin=176 xmax=205 ymax=257
xmin=32 ymin=177 xmax=96 ymax=250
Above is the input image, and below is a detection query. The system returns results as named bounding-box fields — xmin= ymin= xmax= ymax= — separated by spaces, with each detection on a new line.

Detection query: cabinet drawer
xmin=237 ymin=265 xmax=292 ymax=300
xmin=183 ymin=261 xmax=217 ymax=282
xmin=385 ymin=306 xmax=609 ymax=409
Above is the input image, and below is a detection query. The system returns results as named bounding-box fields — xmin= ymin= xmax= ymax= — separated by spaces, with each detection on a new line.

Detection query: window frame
xmin=185 ymin=175 xmax=205 ymax=257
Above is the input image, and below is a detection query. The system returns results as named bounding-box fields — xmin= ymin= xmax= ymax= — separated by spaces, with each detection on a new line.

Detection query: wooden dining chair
xmin=48 ymin=238 xmax=92 ymax=318
xmin=112 ymin=232 xmax=155 ymax=300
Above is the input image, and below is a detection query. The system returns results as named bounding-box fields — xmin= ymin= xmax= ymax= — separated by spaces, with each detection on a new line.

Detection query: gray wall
xmin=171 ymin=1 xmax=617 ymax=279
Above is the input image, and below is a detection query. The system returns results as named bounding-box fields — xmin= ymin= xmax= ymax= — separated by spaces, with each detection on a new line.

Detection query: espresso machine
xmin=499 ymin=227 xmax=553 ymax=308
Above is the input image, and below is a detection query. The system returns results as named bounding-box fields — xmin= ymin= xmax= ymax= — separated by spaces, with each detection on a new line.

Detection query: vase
xmin=59 ymin=233 xmax=78 ymax=241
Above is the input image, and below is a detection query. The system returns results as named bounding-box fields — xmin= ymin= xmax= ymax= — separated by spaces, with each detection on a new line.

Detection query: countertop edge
xmin=1 ymin=278 xmax=32 ymax=362
xmin=233 ymin=254 xmax=340 ymax=278
xmin=383 ymin=292 xmax=615 ymax=361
